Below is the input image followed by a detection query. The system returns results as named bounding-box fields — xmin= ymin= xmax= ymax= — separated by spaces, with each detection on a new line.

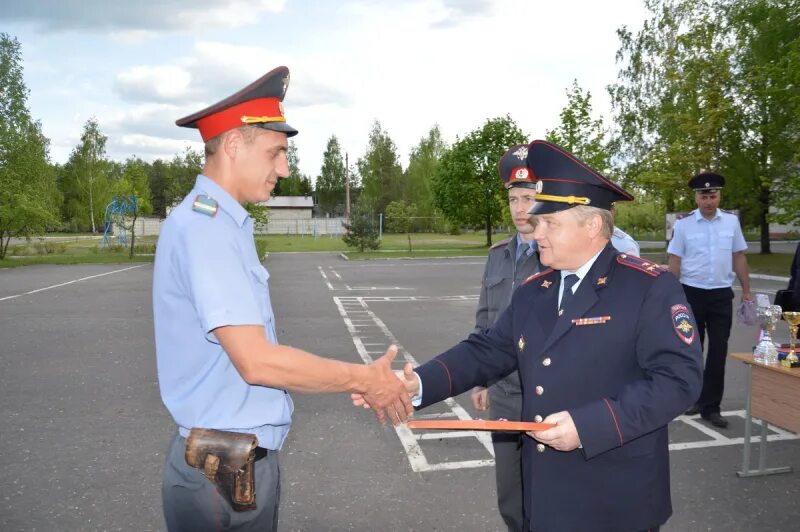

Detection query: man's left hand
xmin=742 ymin=291 xmax=753 ymax=302
xmin=527 ymin=411 xmax=581 ymax=452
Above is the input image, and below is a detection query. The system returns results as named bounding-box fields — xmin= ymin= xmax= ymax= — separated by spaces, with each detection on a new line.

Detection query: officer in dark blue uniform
xmin=471 ymin=144 xmax=541 ymax=531
xmin=403 ymin=140 xmax=703 ymax=531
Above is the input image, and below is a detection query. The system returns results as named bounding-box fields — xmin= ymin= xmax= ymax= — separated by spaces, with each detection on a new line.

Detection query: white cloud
xmin=0 ymin=0 xmax=287 ymax=32
xmin=114 ymin=66 xmax=193 ymax=103
xmin=9 ymin=0 xmax=650 ymax=181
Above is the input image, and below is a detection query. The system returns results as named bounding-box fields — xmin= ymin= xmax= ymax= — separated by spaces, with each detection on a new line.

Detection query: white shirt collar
xmin=561 ymin=248 xmax=604 ymax=284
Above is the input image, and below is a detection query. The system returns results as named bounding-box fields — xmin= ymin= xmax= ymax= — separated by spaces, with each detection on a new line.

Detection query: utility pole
xmin=345 ymin=152 xmax=351 ymax=220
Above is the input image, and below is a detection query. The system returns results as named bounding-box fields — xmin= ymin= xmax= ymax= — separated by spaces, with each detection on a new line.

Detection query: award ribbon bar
xmin=406 ymin=419 xmax=556 ymax=432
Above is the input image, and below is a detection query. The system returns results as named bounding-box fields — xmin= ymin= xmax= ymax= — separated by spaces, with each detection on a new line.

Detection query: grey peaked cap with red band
xmin=498 ymin=144 xmax=536 ymax=189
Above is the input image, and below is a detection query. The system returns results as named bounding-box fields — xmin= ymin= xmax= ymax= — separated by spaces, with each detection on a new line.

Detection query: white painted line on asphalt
xmin=329 ymin=268 xmax=342 ymax=280
xmin=317 ymin=266 xmax=334 ymax=290
xmin=333 ymin=295 xmax=495 ymax=472
xmin=0 ymin=264 xmax=147 ymax=302
xmin=417 ymin=430 xmax=485 ymax=440
xmin=669 ymin=433 xmax=799 ymax=451
xmin=679 ymin=416 xmax=733 ymax=442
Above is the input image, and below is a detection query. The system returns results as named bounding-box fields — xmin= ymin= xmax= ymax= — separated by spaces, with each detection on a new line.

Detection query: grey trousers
xmin=489 ymin=387 xmax=524 ymax=532
xmin=162 ymin=433 xmax=280 ymax=532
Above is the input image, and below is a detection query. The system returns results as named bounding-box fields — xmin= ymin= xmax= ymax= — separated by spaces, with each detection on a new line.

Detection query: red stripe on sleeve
xmin=603 ymin=398 xmax=625 ymax=445
xmin=434 ymin=359 xmax=453 ymax=396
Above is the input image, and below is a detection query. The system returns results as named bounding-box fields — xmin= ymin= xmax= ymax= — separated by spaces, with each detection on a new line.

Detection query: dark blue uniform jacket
xmin=416 ymin=244 xmax=703 ymax=532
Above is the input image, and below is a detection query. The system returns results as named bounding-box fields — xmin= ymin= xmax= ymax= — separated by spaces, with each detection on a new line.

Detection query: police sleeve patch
xmin=671 ymin=304 xmax=696 ymax=345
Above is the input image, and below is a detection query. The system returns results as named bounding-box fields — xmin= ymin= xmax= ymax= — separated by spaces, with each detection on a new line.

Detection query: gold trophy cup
xmin=781 ymin=311 xmax=800 ymax=368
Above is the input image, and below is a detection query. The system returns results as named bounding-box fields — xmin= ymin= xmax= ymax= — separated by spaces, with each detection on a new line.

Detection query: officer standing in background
xmin=362 ymin=140 xmax=703 ymax=531
xmin=470 ymin=144 xmax=540 ymax=532
xmin=153 ymin=66 xmax=411 ymax=531
xmin=667 ymin=172 xmax=752 ymax=429
xmin=611 ymin=225 xmax=640 ymax=256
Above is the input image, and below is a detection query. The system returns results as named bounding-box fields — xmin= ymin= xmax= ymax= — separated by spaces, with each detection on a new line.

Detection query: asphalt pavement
xmin=0 ymin=254 xmax=798 ymax=531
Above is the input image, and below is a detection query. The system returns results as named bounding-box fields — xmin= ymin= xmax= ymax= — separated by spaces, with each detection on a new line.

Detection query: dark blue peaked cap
xmin=688 ymin=171 xmax=725 ymax=192
xmin=525 ymin=140 xmax=633 ymax=215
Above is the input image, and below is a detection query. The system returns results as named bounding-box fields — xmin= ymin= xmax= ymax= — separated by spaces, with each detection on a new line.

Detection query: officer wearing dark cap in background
xmin=667 ymin=172 xmax=752 ymax=428
xmin=370 ymin=139 xmax=703 ymax=531
xmin=470 ymin=144 xmax=541 ymax=531
xmin=153 ymin=66 xmax=411 ymax=531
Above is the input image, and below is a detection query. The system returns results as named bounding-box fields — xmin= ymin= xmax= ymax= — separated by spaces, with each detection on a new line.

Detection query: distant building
xmin=259 ymin=196 xmax=314 ymax=222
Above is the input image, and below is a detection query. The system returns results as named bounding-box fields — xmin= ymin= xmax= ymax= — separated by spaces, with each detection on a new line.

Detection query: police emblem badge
xmin=671 ymin=304 xmax=696 ymax=345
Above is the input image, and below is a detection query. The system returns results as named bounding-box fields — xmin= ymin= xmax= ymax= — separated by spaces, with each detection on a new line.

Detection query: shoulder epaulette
xmin=616 ymin=254 xmax=666 ymax=277
xmin=192 ymin=195 xmax=218 ymax=217
xmin=522 ymin=268 xmax=555 ymax=286
xmin=490 ymin=238 xmax=511 ymax=250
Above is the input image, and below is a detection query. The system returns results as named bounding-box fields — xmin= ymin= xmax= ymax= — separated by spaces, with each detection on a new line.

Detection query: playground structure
xmin=100 ymin=196 xmax=137 ymax=248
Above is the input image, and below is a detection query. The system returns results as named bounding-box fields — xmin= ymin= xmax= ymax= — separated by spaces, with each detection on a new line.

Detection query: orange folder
xmin=406 ymin=419 xmax=556 ymax=432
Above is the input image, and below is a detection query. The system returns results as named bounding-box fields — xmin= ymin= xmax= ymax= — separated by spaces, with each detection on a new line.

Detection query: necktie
xmin=516 ymin=244 xmax=529 ymax=272
xmin=559 ymin=274 xmax=580 ymax=315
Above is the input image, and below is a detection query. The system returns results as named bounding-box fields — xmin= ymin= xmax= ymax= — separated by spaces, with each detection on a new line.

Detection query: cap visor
xmin=255 ymin=121 xmax=298 ymax=138
xmin=528 ymin=202 xmax=577 ymax=216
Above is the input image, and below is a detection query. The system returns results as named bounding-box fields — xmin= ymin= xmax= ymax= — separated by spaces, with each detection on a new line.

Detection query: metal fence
xmin=255 ymin=217 xmax=346 ymax=236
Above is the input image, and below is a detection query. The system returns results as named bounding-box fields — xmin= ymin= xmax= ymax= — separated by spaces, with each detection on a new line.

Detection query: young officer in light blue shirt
xmin=154 ymin=66 xmax=411 ymax=532
xmin=667 ymin=172 xmax=752 ymax=428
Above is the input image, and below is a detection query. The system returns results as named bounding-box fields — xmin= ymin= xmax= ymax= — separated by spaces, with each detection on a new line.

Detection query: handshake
xmin=352 ymin=344 xmax=419 ymax=425
xmin=351 ymin=344 xmax=580 ymax=451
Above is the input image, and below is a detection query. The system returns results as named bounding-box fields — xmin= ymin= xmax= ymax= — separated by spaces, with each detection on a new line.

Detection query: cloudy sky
xmin=2 ymin=0 xmax=649 ymax=180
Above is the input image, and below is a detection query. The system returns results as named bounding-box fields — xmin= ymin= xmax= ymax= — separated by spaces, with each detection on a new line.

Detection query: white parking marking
xmin=0 ymin=264 xmax=147 ymax=302
xmin=332 ymin=295 xmax=494 ymax=472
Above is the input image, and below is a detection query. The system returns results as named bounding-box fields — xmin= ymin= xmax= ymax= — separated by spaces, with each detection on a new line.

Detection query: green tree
xmin=609 ymin=0 xmax=800 ymax=252
xmin=357 ymin=121 xmax=404 ymax=214
xmin=60 ymin=118 xmax=111 ymax=233
xmin=275 ymin=141 xmax=313 ymax=196
xmin=342 ymin=199 xmax=380 ymax=252
xmin=432 ymin=115 xmax=527 ymax=246
xmin=147 ymin=159 xmax=170 ymax=217
xmin=609 ymin=0 xmax=736 ymax=210
xmin=385 ymin=200 xmax=418 ymax=251
xmin=725 ymin=0 xmax=800 ymax=251
xmin=405 ymin=125 xmax=447 ymax=230
xmin=546 ymin=80 xmax=612 ymax=174
xmin=0 ymin=33 xmax=59 ymax=258
xmin=315 ymin=135 xmax=346 ymax=215
xmin=111 ymin=157 xmax=153 ymax=258
xmin=165 ymin=147 xmax=203 ymax=211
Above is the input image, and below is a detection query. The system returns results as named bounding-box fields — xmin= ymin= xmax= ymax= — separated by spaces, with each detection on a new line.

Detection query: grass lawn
xmin=0 ymin=235 xmax=158 ymax=269
xmin=2 ymin=231 xmax=793 ymax=278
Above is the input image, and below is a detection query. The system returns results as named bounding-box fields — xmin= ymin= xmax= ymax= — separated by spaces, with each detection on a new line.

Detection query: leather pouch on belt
xmin=185 ymin=428 xmax=258 ymax=512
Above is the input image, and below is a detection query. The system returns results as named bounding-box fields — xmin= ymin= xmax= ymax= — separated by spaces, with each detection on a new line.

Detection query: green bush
xmin=32 ymin=242 xmax=67 ymax=255
xmin=255 ymin=238 xmax=268 ymax=260
xmin=97 ymin=244 xmax=127 ymax=253
xmin=8 ymin=244 xmax=30 ymax=256
xmin=133 ymin=243 xmax=157 ymax=255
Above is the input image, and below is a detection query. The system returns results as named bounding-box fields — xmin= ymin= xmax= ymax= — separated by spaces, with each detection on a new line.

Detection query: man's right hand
xmin=358 ymin=345 xmax=414 ymax=426
xmin=471 ymin=386 xmax=489 ymax=411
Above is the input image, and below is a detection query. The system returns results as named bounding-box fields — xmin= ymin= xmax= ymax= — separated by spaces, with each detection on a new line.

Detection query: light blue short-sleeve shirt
xmin=611 ymin=226 xmax=640 ymax=256
xmin=666 ymin=208 xmax=747 ymax=289
xmin=153 ymin=175 xmax=293 ymax=450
